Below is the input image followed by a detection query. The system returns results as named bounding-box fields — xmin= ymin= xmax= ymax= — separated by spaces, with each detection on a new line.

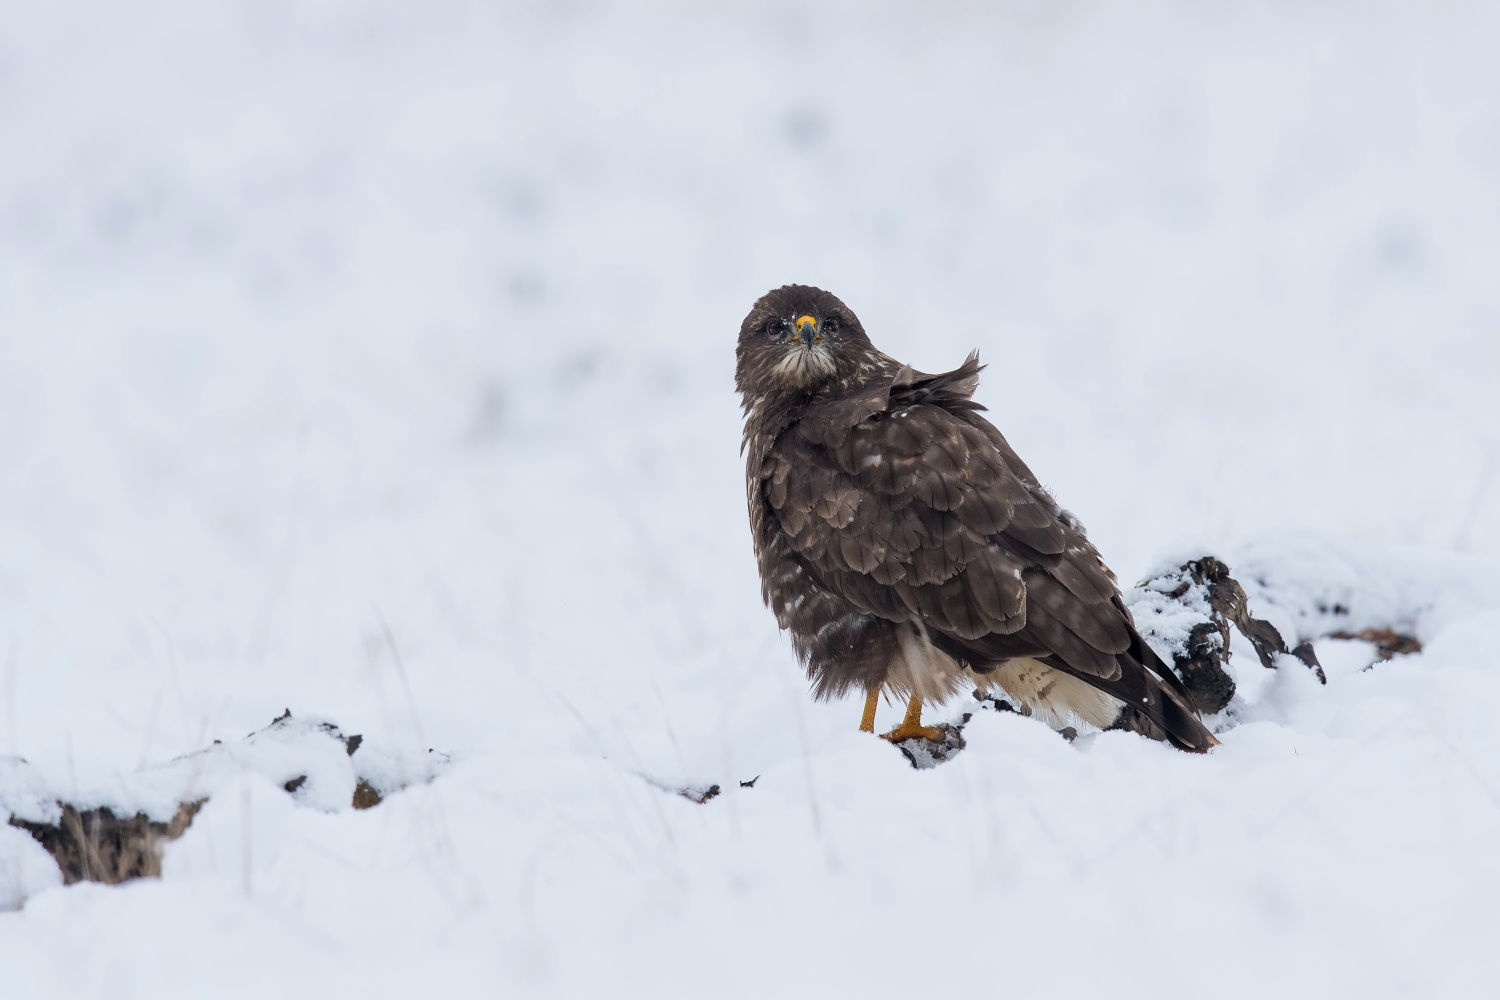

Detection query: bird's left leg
xmin=880 ymin=694 xmax=947 ymax=743
xmin=859 ymin=688 xmax=880 ymax=733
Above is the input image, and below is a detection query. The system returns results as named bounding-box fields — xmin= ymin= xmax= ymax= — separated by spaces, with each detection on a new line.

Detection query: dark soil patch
xmin=678 ymin=783 xmax=721 ymax=804
xmin=9 ymin=800 xmax=205 ymax=885
xmin=1331 ymin=628 xmax=1423 ymax=661
xmin=1144 ymin=556 xmax=1328 ymax=715
xmin=352 ymin=780 xmax=383 ymax=810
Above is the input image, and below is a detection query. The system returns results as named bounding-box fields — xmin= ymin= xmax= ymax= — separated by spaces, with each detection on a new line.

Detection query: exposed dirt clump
xmin=891 ymin=721 xmax=968 ymax=769
xmin=678 ymin=783 xmax=721 ymax=804
xmin=1142 ymin=556 xmax=1327 ymax=714
xmin=1330 ymin=628 xmax=1423 ymax=661
xmin=9 ymin=800 xmax=204 ymax=886
xmin=352 ymin=780 xmax=383 ymax=809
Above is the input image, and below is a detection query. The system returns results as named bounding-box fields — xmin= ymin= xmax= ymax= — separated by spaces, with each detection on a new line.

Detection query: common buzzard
xmin=736 ymin=285 xmax=1216 ymax=752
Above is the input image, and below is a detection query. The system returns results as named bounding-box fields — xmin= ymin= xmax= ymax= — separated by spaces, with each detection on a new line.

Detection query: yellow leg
xmin=858 ymin=688 xmax=880 ymax=733
xmin=881 ymin=694 xmax=948 ymax=743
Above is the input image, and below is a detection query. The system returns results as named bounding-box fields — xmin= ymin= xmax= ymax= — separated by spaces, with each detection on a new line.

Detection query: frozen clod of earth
xmin=890 ymin=720 xmax=969 ymax=769
xmin=2 ymin=711 xmax=448 ymax=893
xmin=638 ymin=773 xmax=725 ymax=804
xmin=8 ymin=801 xmax=204 ymax=886
xmin=1127 ymin=548 xmax=1426 ymax=724
xmin=1130 ymin=556 xmax=1330 ymax=714
xmin=1327 ymin=628 xmax=1424 ymax=661
xmin=678 ymin=783 xmax=722 ymax=804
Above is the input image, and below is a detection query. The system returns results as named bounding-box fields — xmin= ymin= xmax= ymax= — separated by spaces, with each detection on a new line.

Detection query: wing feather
xmin=952 ymin=485 xmax=1011 ymax=535
xmin=1025 ymin=570 xmax=1131 ymax=654
xmin=1023 ymin=600 xmax=1122 ymax=679
xmin=964 ymin=545 xmax=1027 ymax=633
xmin=1049 ymin=545 xmax=1118 ymax=605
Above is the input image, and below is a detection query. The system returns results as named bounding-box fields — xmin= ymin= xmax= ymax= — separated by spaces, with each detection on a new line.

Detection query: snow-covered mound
xmin=2 ymin=712 xmax=444 ymax=904
xmin=2 ymin=712 xmax=444 ymax=828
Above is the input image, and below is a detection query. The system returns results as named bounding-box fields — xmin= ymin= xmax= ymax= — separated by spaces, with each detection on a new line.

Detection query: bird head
xmin=735 ymin=284 xmax=870 ymax=396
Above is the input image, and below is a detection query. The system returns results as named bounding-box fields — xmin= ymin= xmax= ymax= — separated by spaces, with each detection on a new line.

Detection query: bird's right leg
xmin=858 ymin=687 xmax=880 ymax=733
xmin=880 ymin=694 xmax=948 ymax=743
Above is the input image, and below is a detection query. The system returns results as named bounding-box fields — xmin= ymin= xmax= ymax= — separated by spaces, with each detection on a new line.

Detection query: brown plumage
xmin=736 ymin=284 xmax=1217 ymax=752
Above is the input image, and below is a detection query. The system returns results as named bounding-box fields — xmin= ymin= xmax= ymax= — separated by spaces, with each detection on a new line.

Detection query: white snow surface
xmin=3 ymin=1 xmax=1500 ymax=996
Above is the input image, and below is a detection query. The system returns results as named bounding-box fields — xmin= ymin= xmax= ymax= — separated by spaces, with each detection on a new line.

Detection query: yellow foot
xmin=880 ymin=721 xmax=949 ymax=743
xmin=877 ymin=693 xmax=948 ymax=743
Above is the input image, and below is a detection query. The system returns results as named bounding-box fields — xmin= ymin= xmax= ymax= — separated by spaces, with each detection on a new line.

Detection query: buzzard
xmin=736 ymin=285 xmax=1217 ymax=752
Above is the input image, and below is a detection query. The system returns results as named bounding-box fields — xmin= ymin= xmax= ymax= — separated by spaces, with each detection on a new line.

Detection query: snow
xmin=0 ymin=712 xmax=442 ymax=826
xmin=0 ymin=825 xmax=62 ymax=913
xmin=3 ymin=0 xmax=1500 ymax=995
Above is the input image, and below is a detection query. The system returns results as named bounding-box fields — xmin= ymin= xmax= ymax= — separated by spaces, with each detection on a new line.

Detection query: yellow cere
xmin=795 ymin=315 xmax=818 ymax=335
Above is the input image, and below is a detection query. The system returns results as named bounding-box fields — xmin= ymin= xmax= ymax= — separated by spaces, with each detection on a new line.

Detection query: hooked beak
xmin=793 ymin=314 xmax=820 ymax=346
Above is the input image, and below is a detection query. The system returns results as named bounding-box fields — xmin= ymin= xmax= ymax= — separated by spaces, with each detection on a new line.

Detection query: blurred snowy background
xmin=2 ymin=1 xmax=1500 ymax=996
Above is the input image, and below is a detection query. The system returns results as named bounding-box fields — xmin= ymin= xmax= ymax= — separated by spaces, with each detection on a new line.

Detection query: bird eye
xmin=766 ymin=317 xmax=790 ymax=336
xmin=824 ymin=315 xmax=841 ymax=334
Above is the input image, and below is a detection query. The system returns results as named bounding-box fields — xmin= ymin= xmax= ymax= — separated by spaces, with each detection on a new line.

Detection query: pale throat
xmin=771 ymin=344 xmax=837 ymax=389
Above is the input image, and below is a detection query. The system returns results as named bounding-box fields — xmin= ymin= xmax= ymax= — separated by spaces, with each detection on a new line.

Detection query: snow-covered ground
xmin=3 ymin=1 xmax=1500 ymax=995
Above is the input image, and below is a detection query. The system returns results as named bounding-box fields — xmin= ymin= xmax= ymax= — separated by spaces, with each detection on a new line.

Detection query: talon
xmin=876 ymin=693 xmax=946 ymax=743
xmin=880 ymin=723 xmax=948 ymax=743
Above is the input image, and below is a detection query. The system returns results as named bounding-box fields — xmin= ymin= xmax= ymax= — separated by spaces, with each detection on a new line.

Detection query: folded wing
xmin=763 ymin=355 xmax=1215 ymax=750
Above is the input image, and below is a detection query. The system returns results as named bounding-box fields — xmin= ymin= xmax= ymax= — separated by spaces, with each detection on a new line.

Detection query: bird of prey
xmin=736 ymin=285 xmax=1217 ymax=752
